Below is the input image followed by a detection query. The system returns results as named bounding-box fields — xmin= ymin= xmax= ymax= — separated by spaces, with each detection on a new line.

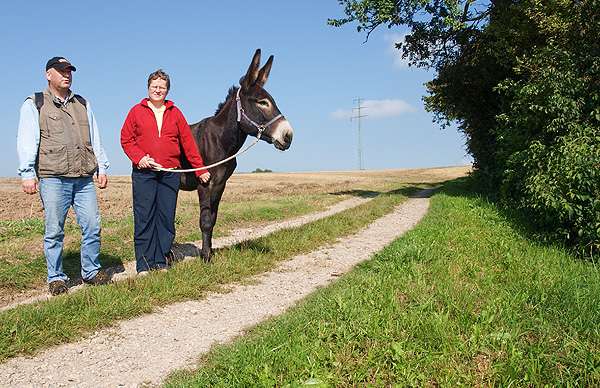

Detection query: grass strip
xmin=0 ymin=193 xmax=354 ymax=292
xmin=0 ymin=222 xmax=135 ymax=292
xmin=0 ymin=187 xmax=422 ymax=362
xmin=174 ymin=193 xmax=346 ymax=242
xmin=163 ymin=178 xmax=600 ymax=387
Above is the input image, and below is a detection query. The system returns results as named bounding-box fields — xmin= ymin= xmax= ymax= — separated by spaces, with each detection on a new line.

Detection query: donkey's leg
xmin=204 ymin=186 xmax=226 ymax=262
xmin=199 ymin=209 xmax=213 ymax=262
xmin=198 ymin=185 xmax=213 ymax=262
xmin=198 ymin=183 xmax=227 ymax=263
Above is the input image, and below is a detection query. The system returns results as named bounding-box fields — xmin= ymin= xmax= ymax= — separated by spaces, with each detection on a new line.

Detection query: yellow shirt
xmin=147 ymin=102 xmax=166 ymax=137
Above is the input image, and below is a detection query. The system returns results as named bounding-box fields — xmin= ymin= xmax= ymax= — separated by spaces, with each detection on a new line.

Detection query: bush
xmin=429 ymin=0 xmax=600 ymax=254
xmin=496 ymin=6 xmax=600 ymax=253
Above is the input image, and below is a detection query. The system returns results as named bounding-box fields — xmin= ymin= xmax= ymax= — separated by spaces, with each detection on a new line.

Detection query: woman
xmin=121 ymin=69 xmax=210 ymax=274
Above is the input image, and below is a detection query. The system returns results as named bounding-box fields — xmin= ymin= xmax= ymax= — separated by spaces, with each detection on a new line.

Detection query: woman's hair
xmin=147 ymin=69 xmax=170 ymax=91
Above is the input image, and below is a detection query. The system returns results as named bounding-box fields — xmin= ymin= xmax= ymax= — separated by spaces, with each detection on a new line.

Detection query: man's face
xmin=46 ymin=67 xmax=72 ymax=91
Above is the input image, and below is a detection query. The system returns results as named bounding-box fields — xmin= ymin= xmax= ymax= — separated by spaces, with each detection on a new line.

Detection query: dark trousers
xmin=132 ymin=169 xmax=180 ymax=272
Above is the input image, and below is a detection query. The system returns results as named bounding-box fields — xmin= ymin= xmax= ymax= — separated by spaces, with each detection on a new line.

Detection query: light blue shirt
xmin=16 ymin=94 xmax=110 ymax=180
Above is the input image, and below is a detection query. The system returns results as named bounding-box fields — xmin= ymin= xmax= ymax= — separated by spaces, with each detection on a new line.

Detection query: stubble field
xmin=0 ymin=167 xmax=470 ymax=222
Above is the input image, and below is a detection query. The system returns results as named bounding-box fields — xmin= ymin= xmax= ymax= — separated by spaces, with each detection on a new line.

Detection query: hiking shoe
xmin=49 ymin=280 xmax=68 ymax=296
xmin=83 ymin=269 xmax=111 ymax=286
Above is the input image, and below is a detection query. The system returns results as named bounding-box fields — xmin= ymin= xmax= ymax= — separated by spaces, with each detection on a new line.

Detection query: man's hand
xmin=21 ymin=178 xmax=38 ymax=194
xmin=97 ymin=174 xmax=108 ymax=189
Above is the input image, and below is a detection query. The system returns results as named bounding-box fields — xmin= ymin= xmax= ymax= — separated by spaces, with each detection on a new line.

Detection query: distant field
xmin=0 ymin=167 xmax=471 ymax=223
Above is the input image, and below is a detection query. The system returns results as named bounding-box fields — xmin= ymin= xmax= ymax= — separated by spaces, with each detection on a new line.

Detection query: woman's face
xmin=148 ymin=78 xmax=168 ymax=105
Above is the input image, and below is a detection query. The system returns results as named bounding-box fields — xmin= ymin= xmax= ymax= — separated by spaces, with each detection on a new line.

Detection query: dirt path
xmin=0 ymin=188 xmax=435 ymax=387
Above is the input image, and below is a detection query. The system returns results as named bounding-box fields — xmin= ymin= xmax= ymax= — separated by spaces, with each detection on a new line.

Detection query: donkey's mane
xmin=214 ymin=86 xmax=239 ymax=116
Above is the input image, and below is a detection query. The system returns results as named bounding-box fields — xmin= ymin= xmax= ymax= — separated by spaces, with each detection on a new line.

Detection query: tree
xmin=330 ymin=0 xmax=600 ymax=253
xmin=329 ymin=0 xmax=516 ymax=191
xmin=328 ymin=0 xmax=510 ymax=71
xmin=494 ymin=1 xmax=600 ymax=250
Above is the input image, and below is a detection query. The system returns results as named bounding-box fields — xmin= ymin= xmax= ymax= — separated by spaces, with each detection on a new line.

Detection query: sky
xmin=2 ymin=0 xmax=471 ymax=178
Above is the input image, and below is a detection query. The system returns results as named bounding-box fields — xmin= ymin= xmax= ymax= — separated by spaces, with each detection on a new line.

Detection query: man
xmin=17 ymin=56 xmax=111 ymax=296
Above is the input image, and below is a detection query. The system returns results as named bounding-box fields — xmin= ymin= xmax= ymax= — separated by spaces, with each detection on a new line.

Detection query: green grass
xmin=0 ymin=187 xmax=417 ymax=362
xmin=0 ymin=219 xmax=46 ymax=241
xmin=0 ymin=254 xmax=47 ymax=289
xmin=162 ymin=178 xmax=600 ymax=387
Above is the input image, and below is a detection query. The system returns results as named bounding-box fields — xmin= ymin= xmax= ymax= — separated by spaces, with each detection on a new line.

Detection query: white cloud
xmin=330 ymin=108 xmax=352 ymax=120
xmin=363 ymin=99 xmax=415 ymax=118
xmin=330 ymin=99 xmax=416 ymax=121
xmin=383 ymin=33 xmax=410 ymax=69
xmin=459 ymin=157 xmax=474 ymax=166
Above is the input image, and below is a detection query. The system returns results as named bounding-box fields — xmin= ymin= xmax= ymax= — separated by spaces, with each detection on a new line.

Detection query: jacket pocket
xmin=38 ymin=145 xmax=68 ymax=176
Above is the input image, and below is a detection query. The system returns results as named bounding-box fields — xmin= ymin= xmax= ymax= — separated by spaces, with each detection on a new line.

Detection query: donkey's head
xmin=237 ymin=49 xmax=293 ymax=151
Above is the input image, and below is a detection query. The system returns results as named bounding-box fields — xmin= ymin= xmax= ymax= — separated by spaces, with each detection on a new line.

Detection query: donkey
xmin=179 ymin=49 xmax=293 ymax=262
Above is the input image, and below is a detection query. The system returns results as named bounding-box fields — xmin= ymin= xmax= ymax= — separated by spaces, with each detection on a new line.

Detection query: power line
xmin=351 ymin=98 xmax=368 ymax=170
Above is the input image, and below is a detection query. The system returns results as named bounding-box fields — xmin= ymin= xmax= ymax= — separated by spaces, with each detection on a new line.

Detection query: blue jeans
xmin=132 ymin=169 xmax=179 ymax=272
xmin=39 ymin=177 xmax=102 ymax=283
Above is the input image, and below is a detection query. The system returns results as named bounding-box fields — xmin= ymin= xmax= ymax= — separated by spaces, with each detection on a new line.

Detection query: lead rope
xmin=153 ymin=134 xmax=262 ymax=173
xmin=153 ymin=88 xmax=274 ymax=173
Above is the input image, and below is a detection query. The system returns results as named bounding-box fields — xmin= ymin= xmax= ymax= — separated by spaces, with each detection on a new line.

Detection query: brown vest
xmin=34 ymin=87 xmax=98 ymax=178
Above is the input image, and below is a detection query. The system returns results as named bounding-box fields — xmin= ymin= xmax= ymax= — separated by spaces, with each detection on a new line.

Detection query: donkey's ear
xmin=240 ymin=49 xmax=261 ymax=90
xmin=255 ymin=55 xmax=273 ymax=87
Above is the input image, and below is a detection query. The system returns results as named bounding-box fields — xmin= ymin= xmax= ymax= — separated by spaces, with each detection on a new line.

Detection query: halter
xmin=236 ymin=88 xmax=283 ymax=139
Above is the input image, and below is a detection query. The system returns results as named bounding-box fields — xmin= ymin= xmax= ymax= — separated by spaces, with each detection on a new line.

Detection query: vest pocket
xmin=82 ymin=145 xmax=99 ymax=175
xmin=38 ymin=145 xmax=68 ymax=176
xmin=45 ymin=115 xmax=65 ymax=135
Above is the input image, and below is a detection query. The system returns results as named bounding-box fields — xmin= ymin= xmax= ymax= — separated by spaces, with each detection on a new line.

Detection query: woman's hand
xmin=199 ymin=171 xmax=211 ymax=183
xmin=138 ymin=154 xmax=162 ymax=169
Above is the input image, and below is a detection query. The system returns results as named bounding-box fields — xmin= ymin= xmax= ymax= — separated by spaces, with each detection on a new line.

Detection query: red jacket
xmin=120 ymin=99 xmax=207 ymax=177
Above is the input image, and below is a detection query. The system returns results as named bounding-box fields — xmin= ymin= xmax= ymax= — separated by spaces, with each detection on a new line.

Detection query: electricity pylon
xmin=352 ymin=98 xmax=368 ymax=170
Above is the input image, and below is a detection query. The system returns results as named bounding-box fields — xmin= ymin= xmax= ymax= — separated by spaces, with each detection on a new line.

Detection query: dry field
xmin=0 ymin=167 xmax=470 ymax=307
xmin=0 ymin=167 xmax=470 ymax=223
